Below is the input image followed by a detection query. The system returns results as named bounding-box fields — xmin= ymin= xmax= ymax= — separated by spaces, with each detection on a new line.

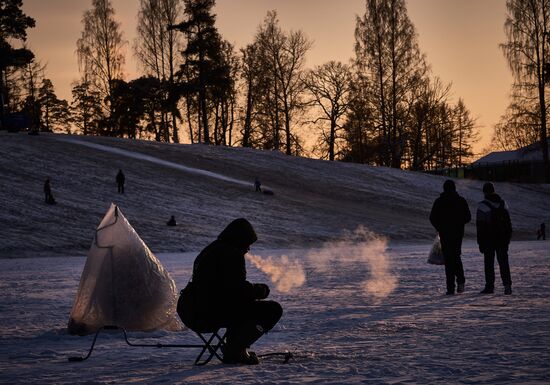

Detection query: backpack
xmin=485 ymin=201 xmax=511 ymax=240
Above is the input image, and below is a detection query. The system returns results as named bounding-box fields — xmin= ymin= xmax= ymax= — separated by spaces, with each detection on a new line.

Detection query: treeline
xmin=2 ymin=0 xmax=489 ymax=170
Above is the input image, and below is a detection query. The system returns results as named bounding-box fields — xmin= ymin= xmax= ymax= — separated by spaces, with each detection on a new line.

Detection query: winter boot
xmin=457 ymin=283 xmax=465 ymax=293
xmin=223 ymin=323 xmax=265 ymax=365
xmin=480 ymin=286 xmax=494 ymax=294
xmin=221 ymin=346 xmax=259 ymax=365
xmin=504 ymin=285 xmax=512 ymax=295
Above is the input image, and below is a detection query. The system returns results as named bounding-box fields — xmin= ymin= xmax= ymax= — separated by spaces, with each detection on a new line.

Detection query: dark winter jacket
xmin=476 ymin=193 xmax=512 ymax=250
xmin=179 ymin=218 xmax=267 ymax=331
xmin=116 ymin=171 xmax=125 ymax=184
xmin=429 ymin=191 xmax=471 ymax=242
xmin=44 ymin=179 xmax=51 ymax=194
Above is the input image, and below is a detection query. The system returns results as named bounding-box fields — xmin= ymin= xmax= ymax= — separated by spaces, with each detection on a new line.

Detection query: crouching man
xmin=177 ymin=218 xmax=282 ymax=365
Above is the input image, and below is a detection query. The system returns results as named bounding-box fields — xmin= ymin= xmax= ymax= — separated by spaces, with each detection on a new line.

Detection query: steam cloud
xmin=246 ymin=226 xmax=398 ymax=301
xmin=307 ymin=226 xmax=398 ymax=301
xmin=246 ymin=254 xmax=306 ymax=293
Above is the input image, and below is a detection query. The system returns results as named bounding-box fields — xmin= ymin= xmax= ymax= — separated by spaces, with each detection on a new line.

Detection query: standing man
xmin=537 ymin=222 xmax=546 ymax=240
xmin=476 ymin=182 xmax=513 ymax=295
xmin=44 ymin=177 xmax=53 ymax=203
xmin=430 ymin=180 xmax=472 ymax=295
xmin=116 ymin=169 xmax=125 ymax=194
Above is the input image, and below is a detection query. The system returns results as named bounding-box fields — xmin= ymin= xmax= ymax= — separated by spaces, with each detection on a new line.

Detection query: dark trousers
xmin=441 ymin=238 xmax=465 ymax=293
xmin=225 ymin=300 xmax=283 ymax=350
xmin=483 ymin=247 xmax=512 ymax=289
xmin=117 ymin=183 xmax=124 ymax=194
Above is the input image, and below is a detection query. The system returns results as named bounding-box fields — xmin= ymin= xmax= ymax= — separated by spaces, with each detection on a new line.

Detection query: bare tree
xmin=135 ymin=0 xmax=183 ymax=142
xmin=305 ymin=61 xmax=352 ymax=160
xmin=493 ymin=94 xmax=541 ymax=150
xmin=406 ymin=76 xmax=451 ymax=170
xmin=76 ymin=0 xmax=126 ymax=131
xmin=239 ymin=43 xmax=260 ymax=147
xmin=501 ymin=0 xmax=549 ymax=172
xmin=18 ymin=58 xmax=45 ymax=131
xmin=250 ymin=11 xmax=312 ymax=154
xmin=354 ymin=0 xmax=427 ymax=168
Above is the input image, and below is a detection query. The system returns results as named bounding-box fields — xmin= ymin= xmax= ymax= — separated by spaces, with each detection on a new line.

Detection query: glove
xmin=253 ymin=283 xmax=270 ymax=299
xmin=478 ymin=244 xmax=485 ymax=254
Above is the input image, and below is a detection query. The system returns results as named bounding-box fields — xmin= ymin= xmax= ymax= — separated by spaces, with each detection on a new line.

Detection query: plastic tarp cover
xmin=68 ymin=204 xmax=182 ymax=335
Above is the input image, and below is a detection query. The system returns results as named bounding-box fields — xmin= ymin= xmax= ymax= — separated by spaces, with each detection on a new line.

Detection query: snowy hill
xmin=1 ymin=131 xmax=549 ymax=258
xmin=2 ymin=131 xmax=550 ymax=384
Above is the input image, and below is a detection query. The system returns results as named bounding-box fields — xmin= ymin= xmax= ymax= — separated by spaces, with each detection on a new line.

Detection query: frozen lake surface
xmin=1 ymin=241 xmax=549 ymax=384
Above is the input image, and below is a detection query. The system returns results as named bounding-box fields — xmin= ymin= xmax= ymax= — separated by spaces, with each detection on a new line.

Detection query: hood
xmin=484 ymin=193 xmax=503 ymax=204
xmin=482 ymin=193 xmax=506 ymax=209
xmin=217 ymin=218 xmax=257 ymax=248
xmin=439 ymin=191 xmax=459 ymax=199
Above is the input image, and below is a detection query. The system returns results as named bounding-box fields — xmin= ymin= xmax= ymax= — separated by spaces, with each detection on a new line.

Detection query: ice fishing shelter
xmin=68 ymin=204 xmax=181 ymax=335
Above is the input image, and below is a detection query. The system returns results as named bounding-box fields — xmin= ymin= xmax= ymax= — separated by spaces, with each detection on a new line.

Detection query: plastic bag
xmin=68 ymin=203 xmax=182 ymax=335
xmin=427 ymin=235 xmax=444 ymax=265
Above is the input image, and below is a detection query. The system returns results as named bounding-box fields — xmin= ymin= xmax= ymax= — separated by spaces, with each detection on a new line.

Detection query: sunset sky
xmin=21 ymin=0 xmax=513 ymax=152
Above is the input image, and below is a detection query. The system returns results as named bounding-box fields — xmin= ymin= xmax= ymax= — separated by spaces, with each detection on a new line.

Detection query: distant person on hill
xmin=167 ymin=215 xmax=177 ymax=226
xmin=537 ymin=222 xmax=546 ymax=240
xmin=116 ymin=169 xmax=125 ymax=194
xmin=429 ymin=180 xmax=471 ymax=295
xmin=477 ymin=182 xmax=513 ymax=295
xmin=43 ymin=177 xmax=56 ymax=204
xmin=177 ymin=218 xmax=282 ymax=365
xmin=254 ymin=177 xmax=262 ymax=193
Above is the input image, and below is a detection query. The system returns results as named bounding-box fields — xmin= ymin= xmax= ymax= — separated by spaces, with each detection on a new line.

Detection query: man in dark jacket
xmin=476 ymin=182 xmax=513 ymax=295
xmin=178 ymin=218 xmax=282 ymax=365
xmin=44 ymin=177 xmax=53 ymax=203
xmin=430 ymin=180 xmax=472 ymax=295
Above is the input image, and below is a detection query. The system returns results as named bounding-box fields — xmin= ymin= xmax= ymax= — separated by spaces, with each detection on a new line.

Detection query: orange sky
xmin=21 ymin=0 xmax=513 ymax=152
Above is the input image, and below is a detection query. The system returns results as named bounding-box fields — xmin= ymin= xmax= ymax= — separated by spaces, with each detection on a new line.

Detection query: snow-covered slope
xmin=1 ymin=131 xmax=549 ymax=258
xmin=2 ymin=132 xmax=550 ymax=384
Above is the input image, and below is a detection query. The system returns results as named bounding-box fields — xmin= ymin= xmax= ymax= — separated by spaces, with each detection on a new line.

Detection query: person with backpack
xmin=430 ymin=180 xmax=472 ymax=295
xmin=476 ymin=182 xmax=513 ymax=295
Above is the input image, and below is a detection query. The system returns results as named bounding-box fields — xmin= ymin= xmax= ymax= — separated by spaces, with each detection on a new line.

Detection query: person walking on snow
xmin=476 ymin=182 xmax=513 ymax=295
xmin=430 ymin=180 xmax=471 ymax=295
xmin=116 ymin=169 xmax=125 ymax=194
xmin=254 ymin=177 xmax=262 ymax=193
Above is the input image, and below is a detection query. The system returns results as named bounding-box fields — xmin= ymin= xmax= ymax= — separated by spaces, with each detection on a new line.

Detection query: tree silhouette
xmin=0 ymin=0 xmax=35 ymax=129
xmin=305 ymin=61 xmax=352 ymax=161
xmin=501 ymin=0 xmax=549 ymax=175
xmin=354 ymin=0 xmax=427 ymax=168
xmin=76 ymin=0 xmax=126 ymax=133
xmin=135 ymin=0 xmax=183 ymax=143
xmin=70 ymin=78 xmax=103 ymax=135
xmin=171 ymin=0 xmax=229 ymax=144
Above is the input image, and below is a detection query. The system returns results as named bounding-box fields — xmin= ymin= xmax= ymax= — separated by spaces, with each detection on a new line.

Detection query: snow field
xmin=1 ymin=241 xmax=549 ymax=384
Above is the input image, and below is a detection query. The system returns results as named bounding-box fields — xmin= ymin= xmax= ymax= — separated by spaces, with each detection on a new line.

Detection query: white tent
xmin=68 ymin=204 xmax=181 ymax=335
